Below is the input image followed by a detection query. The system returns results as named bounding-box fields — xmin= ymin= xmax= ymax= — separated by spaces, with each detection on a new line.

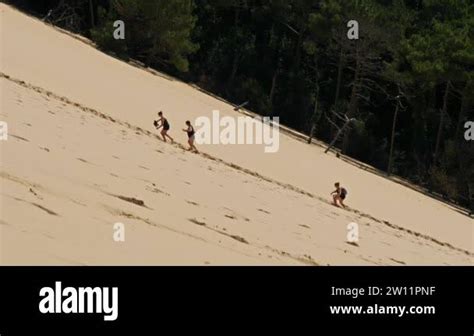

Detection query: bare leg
xmin=332 ymin=195 xmax=339 ymax=206
xmin=166 ymin=134 xmax=174 ymax=142
xmin=161 ymin=130 xmax=167 ymax=142
xmin=189 ymin=139 xmax=198 ymax=153
xmin=340 ymin=198 xmax=346 ymax=208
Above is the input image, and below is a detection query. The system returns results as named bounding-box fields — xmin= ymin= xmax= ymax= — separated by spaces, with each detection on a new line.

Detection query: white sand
xmin=0 ymin=4 xmax=472 ymax=265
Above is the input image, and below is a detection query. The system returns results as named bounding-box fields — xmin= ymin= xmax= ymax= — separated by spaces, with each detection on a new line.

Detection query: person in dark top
xmin=331 ymin=182 xmax=347 ymax=208
xmin=182 ymin=120 xmax=198 ymax=153
xmin=155 ymin=111 xmax=174 ymax=143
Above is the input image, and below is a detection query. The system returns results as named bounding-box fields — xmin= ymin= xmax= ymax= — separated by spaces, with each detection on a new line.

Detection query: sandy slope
xmin=0 ymin=4 xmax=472 ymax=265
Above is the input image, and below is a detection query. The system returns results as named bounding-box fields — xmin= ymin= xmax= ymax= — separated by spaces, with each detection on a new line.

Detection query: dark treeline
xmin=7 ymin=0 xmax=474 ymax=210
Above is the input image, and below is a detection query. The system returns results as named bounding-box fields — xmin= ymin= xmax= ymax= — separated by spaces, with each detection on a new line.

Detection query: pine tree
xmin=92 ymin=0 xmax=199 ymax=72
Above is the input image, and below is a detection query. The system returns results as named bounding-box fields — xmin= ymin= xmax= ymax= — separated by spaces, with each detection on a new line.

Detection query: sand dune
xmin=0 ymin=4 xmax=472 ymax=265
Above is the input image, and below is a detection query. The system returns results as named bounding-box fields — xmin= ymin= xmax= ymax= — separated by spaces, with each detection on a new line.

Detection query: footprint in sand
xmin=29 ymin=188 xmax=43 ymax=200
xmin=222 ymin=208 xmax=250 ymax=222
xmin=10 ymin=134 xmax=29 ymax=142
xmin=15 ymin=198 xmax=59 ymax=216
xmin=228 ymin=235 xmax=248 ymax=244
xmin=146 ymin=185 xmax=170 ymax=196
xmin=390 ymin=258 xmax=406 ymax=265
xmin=189 ymin=218 xmax=249 ymax=244
xmin=113 ymin=194 xmax=149 ymax=208
xmin=189 ymin=218 xmax=206 ymax=226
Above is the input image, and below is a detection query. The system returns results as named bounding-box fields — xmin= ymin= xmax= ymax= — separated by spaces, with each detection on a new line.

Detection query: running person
xmin=331 ymin=182 xmax=347 ymax=208
xmin=155 ymin=111 xmax=174 ymax=143
xmin=183 ymin=120 xmax=198 ymax=153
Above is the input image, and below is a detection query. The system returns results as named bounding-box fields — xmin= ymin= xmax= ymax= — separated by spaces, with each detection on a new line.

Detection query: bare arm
xmin=155 ymin=118 xmax=163 ymax=129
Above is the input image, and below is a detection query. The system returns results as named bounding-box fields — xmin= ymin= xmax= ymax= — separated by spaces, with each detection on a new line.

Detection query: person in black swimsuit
xmin=155 ymin=111 xmax=174 ymax=143
xmin=183 ymin=120 xmax=199 ymax=153
xmin=331 ymin=182 xmax=347 ymax=208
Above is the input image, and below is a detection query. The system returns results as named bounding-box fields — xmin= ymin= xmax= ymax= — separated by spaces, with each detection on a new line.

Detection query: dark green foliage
xmin=92 ymin=0 xmax=199 ymax=72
